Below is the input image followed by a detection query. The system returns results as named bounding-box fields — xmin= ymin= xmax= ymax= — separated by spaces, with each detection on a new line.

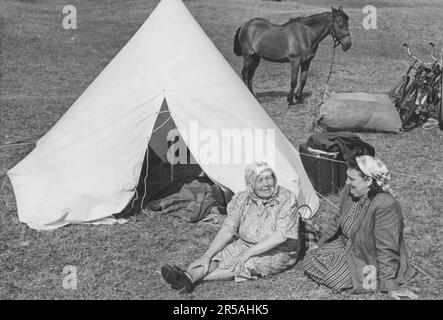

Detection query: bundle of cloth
xmin=146 ymin=179 xmax=234 ymax=223
xmin=147 ymin=179 xmax=218 ymax=223
xmin=307 ymin=131 xmax=375 ymax=161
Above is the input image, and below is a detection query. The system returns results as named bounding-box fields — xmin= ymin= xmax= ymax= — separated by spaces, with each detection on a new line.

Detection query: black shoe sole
xmin=161 ymin=264 xmax=195 ymax=293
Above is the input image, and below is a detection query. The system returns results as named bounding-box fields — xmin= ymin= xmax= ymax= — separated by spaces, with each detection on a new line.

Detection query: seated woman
xmin=303 ymin=155 xmax=417 ymax=299
xmin=161 ymin=161 xmax=300 ymax=293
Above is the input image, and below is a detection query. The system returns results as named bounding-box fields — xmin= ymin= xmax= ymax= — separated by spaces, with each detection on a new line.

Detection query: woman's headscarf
xmin=356 ymin=155 xmax=395 ymax=196
xmin=244 ymin=161 xmax=279 ymax=201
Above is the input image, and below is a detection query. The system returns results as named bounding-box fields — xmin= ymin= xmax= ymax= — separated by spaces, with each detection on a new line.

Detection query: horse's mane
xmin=285 ymin=12 xmax=329 ymax=26
xmin=285 ymin=10 xmax=348 ymax=26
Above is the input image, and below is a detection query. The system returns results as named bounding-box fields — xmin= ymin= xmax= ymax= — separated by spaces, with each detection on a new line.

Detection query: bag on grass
xmin=317 ymin=92 xmax=402 ymax=133
xmin=297 ymin=218 xmax=322 ymax=260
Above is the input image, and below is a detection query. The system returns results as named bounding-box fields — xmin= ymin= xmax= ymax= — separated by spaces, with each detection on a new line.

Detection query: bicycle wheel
xmin=398 ymin=84 xmax=420 ymax=126
xmin=389 ymin=75 xmax=410 ymax=103
xmin=438 ymin=74 xmax=443 ymax=130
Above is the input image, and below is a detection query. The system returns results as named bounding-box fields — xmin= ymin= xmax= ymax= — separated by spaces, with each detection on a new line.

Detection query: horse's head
xmin=331 ymin=6 xmax=352 ymax=51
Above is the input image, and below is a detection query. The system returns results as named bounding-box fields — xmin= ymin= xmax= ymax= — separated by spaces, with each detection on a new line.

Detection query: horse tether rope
xmin=319 ymin=43 xmax=337 ymax=103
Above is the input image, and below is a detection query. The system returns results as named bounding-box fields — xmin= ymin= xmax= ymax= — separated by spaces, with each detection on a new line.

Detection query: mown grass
xmin=1 ymin=0 xmax=442 ymax=299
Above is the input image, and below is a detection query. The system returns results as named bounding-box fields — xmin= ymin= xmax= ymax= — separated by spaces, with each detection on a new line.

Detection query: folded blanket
xmin=153 ymin=180 xmax=218 ymax=223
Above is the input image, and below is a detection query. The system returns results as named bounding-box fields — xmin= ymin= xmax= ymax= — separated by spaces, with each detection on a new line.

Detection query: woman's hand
xmin=222 ymin=231 xmax=287 ymax=275
xmin=307 ymin=244 xmax=319 ymax=252
xmin=225 ymin=250 xmax=251 ymax=274
xmin=188 ymin=254 xmax=212 ymax=276
xmin=389 ymin=288 xmax=418 ymax=300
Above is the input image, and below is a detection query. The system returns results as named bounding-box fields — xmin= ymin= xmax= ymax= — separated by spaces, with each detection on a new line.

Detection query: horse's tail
xmin=233 ymin=27 xmax=242 ymax=56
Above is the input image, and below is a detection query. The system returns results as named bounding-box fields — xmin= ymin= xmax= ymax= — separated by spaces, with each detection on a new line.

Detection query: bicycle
xmin=408 ymin=43 xmax=443 ymax=130
xmin=424 ymin=45 xmax=442 ymax=130
xmin=389 ymin=44 xmax=429 ymax=105
xmin=431 ymin=44 xmax=443 ymax=130
xmin=439 ymin=70 xmax=443 ymax=130
xmin=392 ymin=43 xmax=443 ymax=129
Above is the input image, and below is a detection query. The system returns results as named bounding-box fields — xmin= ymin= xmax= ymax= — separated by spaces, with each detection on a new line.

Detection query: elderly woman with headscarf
xmin=160 ymin=161 xmax=300 ymax=293
xmin=303 ymin=155 xmax=417 ymax=299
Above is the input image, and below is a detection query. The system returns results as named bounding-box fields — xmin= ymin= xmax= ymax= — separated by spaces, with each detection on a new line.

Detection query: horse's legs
xmin=241 ymin=56 xmax=250 ymax=84
xmin=247 ymin=54 xmax=261 ymax=94
xmin=241 ymin=55 xmax=253 ymax=91
xmin=287 ymin=58 xmax=301 ymax=105
xmin=295 ymin=59 xmax=312 ymax=103
xmin=241 ymin=54 xmax=259 ymax=94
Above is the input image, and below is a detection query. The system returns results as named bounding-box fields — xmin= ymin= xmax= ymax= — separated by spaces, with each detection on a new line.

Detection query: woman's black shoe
xmin=161 ymin=264 xmax=195 ymax=293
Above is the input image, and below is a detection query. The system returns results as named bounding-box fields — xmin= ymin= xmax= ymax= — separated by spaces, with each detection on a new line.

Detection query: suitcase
xmin=299 ymin=143 xmax=347 ymax=195
xmin=336 ymin=158 xmax=348 ymax=190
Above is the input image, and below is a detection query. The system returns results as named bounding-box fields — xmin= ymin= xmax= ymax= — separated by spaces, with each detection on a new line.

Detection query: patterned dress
xmin=303 ymin=196 xmax=368 ymax=291
xmin=212 ymin=186 xmax=299 ymax=282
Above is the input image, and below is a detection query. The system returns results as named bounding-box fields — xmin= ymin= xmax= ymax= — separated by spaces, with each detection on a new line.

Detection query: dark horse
xmin=233 ymin=6 xmax=352 ymax=105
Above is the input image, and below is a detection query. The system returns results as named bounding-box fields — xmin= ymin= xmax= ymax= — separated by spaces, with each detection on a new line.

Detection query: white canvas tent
xmin=7 ymin=0 xmax=319 ymax=230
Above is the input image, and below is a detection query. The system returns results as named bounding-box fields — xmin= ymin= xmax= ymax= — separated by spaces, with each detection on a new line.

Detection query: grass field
xmin=1 ymin=0 xmax=442 ymax=299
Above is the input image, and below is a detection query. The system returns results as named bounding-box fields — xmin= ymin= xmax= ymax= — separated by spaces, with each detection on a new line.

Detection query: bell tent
xmin=7 ymin=0 xmax=319 ymax=230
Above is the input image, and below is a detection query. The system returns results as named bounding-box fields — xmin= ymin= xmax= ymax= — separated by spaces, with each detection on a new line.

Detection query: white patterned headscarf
xmin=245 ymin=161 xmax=276 ymax=188
xmin=356 ymin=155 xmax=394 ymax=196
xmin=244 ymin=162 xmax=278 ymax=200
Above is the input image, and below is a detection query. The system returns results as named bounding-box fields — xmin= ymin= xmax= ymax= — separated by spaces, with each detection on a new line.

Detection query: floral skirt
xmin=213 ymin=238 xmax=298 ymax=282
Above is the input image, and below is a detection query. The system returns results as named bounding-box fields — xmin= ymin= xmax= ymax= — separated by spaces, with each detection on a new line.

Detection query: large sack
xmin=317 ymin=92 xmax=402 ymax=133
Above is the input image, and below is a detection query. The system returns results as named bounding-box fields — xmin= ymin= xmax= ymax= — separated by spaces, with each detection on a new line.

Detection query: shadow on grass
xmin=256 ymin=90 xmax=312 ymax=99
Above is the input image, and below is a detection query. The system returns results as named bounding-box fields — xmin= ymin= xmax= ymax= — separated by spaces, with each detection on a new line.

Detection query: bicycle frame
xmin=390 ymin=44 xmax=433 ymax=103
xmin=408 ymin=62 xmax=442 ymax=119
xmin=391 ymin=43 xmax=442 ymax=129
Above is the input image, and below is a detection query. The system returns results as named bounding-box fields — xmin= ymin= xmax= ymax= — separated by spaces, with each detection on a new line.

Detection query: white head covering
xmin=244 ymin=161 xmax=278 ymax=202
xmin=356 ymin=155 xmax=395 ymax=196
xmin=244 ymin=161 xmax=276 ymax=190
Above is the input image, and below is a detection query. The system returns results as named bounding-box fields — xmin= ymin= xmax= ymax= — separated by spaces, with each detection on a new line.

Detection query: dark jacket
xmin=307 ymin=132 xmax=375 ymax=162
xmin=317 ymin=185 xmax=415 ymax=292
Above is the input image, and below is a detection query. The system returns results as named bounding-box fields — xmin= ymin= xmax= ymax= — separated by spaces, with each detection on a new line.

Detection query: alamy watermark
xmin=62 ymin=5 xmax=77 ymax=30
xmin=62 ymin=265 xmax=78 ymax=290
xmin=362 ymin=265 xmax=377 ymax=290
xmin=166 ymin=121 xmax=276 ymax=168
xmin=362 ymin=5 xmax=377 ymax=30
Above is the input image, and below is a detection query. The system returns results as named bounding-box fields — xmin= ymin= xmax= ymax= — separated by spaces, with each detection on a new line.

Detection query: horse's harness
xmin=330 ymin=14 xmax=350 ymax=48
